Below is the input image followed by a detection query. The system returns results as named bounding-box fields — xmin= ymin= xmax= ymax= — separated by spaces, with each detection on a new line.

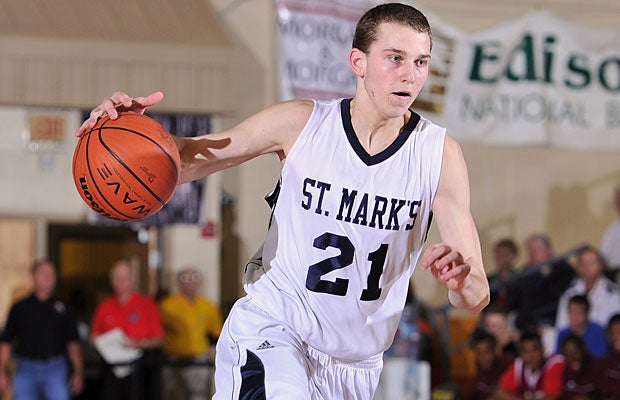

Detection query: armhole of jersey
xmin=430 ymin=128 xmax=447 ymax=207
xmin=423 ymin=123 xmax=447 ymax=243
xmin=281 ymin=99 xmax=321 ymax=172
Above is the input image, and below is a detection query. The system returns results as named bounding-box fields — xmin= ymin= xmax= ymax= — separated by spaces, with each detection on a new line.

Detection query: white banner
xmin=421 ymin=11 xmax=620 ymax=150
xmin=276 ymin=0 xmax=379 ymax=101
xmin=276 ymin=5 xmax=620 ymax=150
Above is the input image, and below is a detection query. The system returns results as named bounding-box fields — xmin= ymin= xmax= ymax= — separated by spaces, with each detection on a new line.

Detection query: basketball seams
xmin=84 ymin=119 xmax=138 ymax=220
xmin=97 ymin=130 xmax=168 ymax=207
xmin=97 ymin=124 xmax=180 ymax=180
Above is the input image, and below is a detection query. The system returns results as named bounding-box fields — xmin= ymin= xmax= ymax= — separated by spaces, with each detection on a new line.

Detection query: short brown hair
xmin=352 ymin=3 xmax=432 ymax=53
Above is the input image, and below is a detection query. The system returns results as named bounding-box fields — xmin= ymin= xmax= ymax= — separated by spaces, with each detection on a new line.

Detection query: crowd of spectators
xmin=468 ymin=230 xmax=620 ymax=400
xmin=0 ymin=260 xmax=221 ymax=400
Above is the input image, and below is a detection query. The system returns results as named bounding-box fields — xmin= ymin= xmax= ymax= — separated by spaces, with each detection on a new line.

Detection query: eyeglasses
xmin=179 ymin=272 xmax=202 ymax=284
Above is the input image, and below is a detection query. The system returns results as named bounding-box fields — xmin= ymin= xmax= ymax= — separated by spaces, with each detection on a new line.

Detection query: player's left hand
xmin=420 ymin=243 xmax=472 ymax=291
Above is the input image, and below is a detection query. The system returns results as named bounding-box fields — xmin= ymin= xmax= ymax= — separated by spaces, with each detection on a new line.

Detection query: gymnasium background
xmin=0 ymin=0 xmax=618 ymax=394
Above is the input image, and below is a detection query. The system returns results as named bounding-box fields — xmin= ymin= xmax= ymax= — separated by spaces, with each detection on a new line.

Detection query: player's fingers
xmin=139 ymin=91 xmax=164 ymax=107
xmin=434 ymin=249 xmax=463 ymax=271
xmin=440 ymin=263 xmax=470 ymax=281
xmin=110 ymin=91 xmax=134 ymax=108
xmin=76 ymin=120 xmax=92 ymax=137
xmin=76 ymin=107 xmax=103 ymax=137
xmin=420 ymin=244 xmax=442 ymax=269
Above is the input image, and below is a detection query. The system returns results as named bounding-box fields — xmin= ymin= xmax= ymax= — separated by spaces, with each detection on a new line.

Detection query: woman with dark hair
xmin=559 ymin=334 xmax=600 ymax=400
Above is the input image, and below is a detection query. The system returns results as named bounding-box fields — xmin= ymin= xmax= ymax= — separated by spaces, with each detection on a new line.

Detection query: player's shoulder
xmin=263 ymin=99 xmax=315 ymax=122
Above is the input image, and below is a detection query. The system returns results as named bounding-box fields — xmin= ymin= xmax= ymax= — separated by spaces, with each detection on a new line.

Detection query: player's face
xmin=358 ymin=22 xmax=431 ymax=118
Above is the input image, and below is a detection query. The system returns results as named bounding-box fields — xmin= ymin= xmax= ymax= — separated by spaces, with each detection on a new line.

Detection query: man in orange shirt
xmin=159 ymin=267 xmax=223 ymax=400
xmin=91 ymin=260 xmax=163 ymax=400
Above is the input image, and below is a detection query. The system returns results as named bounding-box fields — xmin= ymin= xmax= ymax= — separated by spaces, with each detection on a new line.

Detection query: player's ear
xmin=349 ymin=48 xmax=366 ymax=78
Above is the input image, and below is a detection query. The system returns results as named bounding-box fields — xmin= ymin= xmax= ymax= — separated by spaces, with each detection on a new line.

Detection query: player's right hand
xmin=76 ymin=91 xmax=164 ymax=137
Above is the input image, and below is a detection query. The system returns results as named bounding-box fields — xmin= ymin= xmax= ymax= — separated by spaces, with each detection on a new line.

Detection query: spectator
xmin=600 ymin=186 xmax=620 ymax=283
xmin=559 ymin=334 xmax=600 ymax=400
xmin=0 ymin=259 xmax=83 ymax=399
xmin=555 ymin=295 xmax=608 ymax=357
xmin=495 ymin=330 xmax=565 ymax=400
xmin=506 ymin=234 xmax=575 ymax=331
xmin=376 ymin=287 xmax=429 ymax=400
xmin=596 ymin=314 xmax=620 ymax=400
xmin=555 ymin=246 xmax=620 ymax=330
xmin=469 ymin=330 xmax=514 ymax=400
xmin=482 ymin=306 xmax=519 ymax=357
xmin=91 ymin=260 xmax=164 ymax=400
xmin=488 ymin=238 xmax=519 ymax=309
xmin=159 ymin=267 xmax=223 ymax=400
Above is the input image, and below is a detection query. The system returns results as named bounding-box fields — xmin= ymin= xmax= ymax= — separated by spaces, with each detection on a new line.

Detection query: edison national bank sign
xmin=277 ymin=5 xmax=619 ymax=150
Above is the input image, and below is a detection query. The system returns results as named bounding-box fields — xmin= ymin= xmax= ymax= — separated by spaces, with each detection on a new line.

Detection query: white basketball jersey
xmin=245 ymin=98 xmax=446 ymax=361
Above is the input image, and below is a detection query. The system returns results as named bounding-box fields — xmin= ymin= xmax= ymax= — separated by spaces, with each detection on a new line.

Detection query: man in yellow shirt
xmin=159 ymin=267 xmax=223 ymax=400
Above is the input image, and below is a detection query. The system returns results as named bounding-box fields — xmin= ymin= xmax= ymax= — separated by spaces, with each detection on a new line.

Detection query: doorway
xmin=47 ymin=223 xmax=152 ymax=324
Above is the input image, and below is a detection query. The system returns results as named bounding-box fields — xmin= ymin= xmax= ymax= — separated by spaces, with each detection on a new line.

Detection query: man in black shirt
xmin=0 ymin=259 xmax=83 ymax=399
xmin=506 ymin=234 xmax=575 ymax=331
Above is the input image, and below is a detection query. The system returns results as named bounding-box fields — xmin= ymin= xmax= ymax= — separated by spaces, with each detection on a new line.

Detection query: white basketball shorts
xmin=213 ymin=296 xmax=383 ymax=400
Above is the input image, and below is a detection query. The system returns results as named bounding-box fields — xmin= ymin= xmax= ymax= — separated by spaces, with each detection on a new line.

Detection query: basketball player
xmin=78 ymin=3 xmax=489 ymax=399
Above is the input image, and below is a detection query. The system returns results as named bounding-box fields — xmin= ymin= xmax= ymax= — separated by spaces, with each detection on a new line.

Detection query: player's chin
xmin=388 ymin=93 xmax=413 ymax=107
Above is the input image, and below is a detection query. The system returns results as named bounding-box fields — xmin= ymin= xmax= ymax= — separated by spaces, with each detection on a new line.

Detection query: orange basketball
xmin=72 ymin=112 xmax=181 ymax=221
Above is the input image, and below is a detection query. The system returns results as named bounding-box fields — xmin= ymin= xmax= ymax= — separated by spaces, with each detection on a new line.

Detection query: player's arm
xmin=77 ymin=91 xmax=314 ymax=184
xmin=420 ymin=134 xmax=489 ymax=313
xmin=175 ymin=100 xmax=313 ymax=184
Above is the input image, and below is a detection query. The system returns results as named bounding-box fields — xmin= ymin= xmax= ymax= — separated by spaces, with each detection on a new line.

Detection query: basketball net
xmin=24 ymin=113 xmax=68 ymax=171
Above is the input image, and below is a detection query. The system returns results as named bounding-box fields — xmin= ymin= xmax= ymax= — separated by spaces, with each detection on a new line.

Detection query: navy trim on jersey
xmin=340 ymin=98 xmax=421 ymax=166
xmin=239 ymin=350 xmax=266 ymax=400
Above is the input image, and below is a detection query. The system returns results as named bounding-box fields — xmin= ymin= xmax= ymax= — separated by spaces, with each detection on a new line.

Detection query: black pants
xmin=101 ymin=351 xmax=161 ymax=400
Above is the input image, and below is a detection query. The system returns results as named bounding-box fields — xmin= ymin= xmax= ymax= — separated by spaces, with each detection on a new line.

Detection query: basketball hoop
xmin=23 ymin=112 xmax=68 ymax=170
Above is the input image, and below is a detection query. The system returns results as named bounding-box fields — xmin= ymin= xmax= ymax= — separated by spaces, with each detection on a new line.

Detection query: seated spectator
xmin=488 ymin=238 xmax=519 ymax=309
xmin=555 ymin=246 xmax=620 ymax=330
xmin=555 ymin=295 xmax=608 ymax=357
xmin=559 ymin=334 xmax=600 ymax=400
xmin=376 ymin=287 xmax=429 ymax=400
xmin=506 ymin=234 xmax=575 ymax=331
xmin=482 ymin=306 xmax=519 ymax=357
xmin=596 ymin=314 xmax=620 ymax=400
xmin=600 ymin=186 xmax=620 ymax=283
xmin=495 ymin=330 xmax=565 ymax=400
xmin=469 ymin=330 xmax=514 ymax=400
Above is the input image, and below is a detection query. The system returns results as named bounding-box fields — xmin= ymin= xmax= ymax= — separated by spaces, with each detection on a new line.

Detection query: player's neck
xmin=349 ymin=98 xmax=410 ymax=155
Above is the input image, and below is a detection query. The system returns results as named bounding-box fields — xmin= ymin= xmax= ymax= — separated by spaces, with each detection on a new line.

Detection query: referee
xmin=0 ymin=260 xmax=83 ymax=399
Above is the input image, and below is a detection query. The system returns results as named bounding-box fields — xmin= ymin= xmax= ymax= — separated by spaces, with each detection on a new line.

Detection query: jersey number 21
xmin=306 ymin=232 xmax=387 ymax=301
